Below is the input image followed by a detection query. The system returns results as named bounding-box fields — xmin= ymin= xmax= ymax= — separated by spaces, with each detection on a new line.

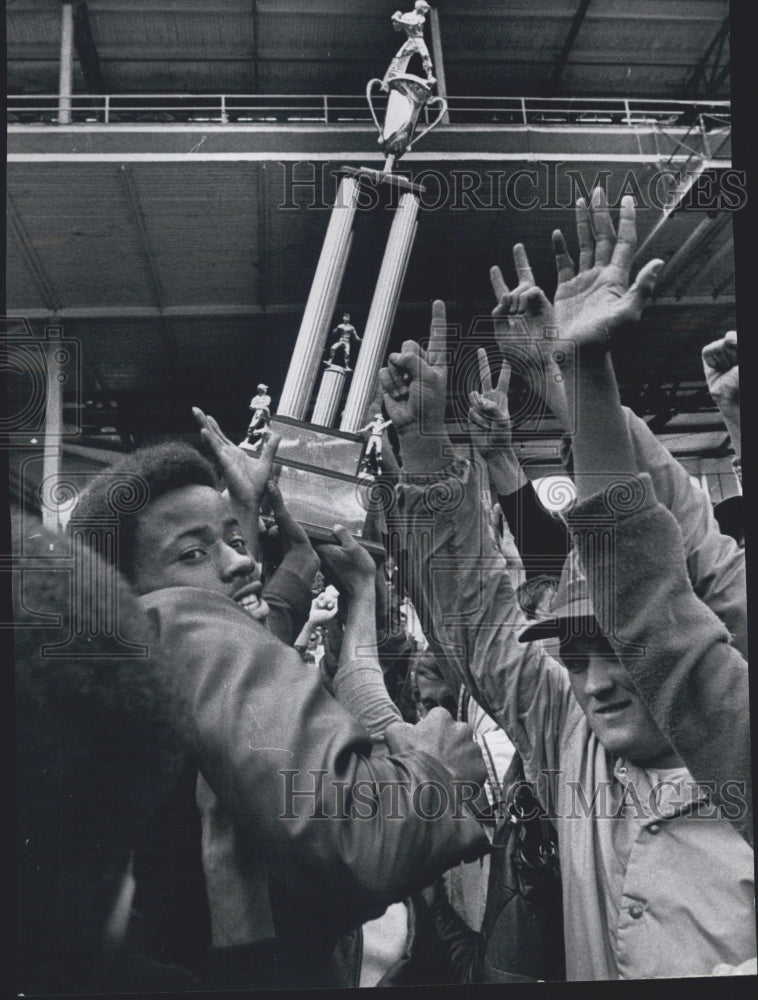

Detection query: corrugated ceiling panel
xmin=128 ymin=163 xmax=261 ymax=307
xmin=7 ymin=164 xmax=157 ymax=309
xmin=102 ymin=61 xmax=254 ymax=92
xmin=73 ymin=320 xmax=172 ymax=391
xmin=5 ymin=235 xmax=48 ymax=311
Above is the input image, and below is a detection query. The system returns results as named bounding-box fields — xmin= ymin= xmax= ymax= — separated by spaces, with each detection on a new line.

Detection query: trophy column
xmin=339 ymin=188 xmax=420 ymax=433
xmin=277 ymin=173 xmax=361 ymax=420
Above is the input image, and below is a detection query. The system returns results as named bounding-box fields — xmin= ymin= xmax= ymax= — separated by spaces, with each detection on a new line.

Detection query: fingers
xmin=490 ymin=264 xmax=509 ymax=301
xmin=330 ymin=524 xmax=354 ymax=548
xmin=477 ymin=347 xmax=493 ymax=393
xmin=575 ymin=197 xmax=594 ymax=272
xmin=611 ymin=195 xmax=638 ymax=273
xmin=624 ymin=258 xmax=664 ymax=318
xmin=496 ymin=358 xmax=512 ymax=395
xmin=590 ymin=187 xmax=616 ymax=267
xmin=266 ymin=480 xmax=306 ymax=547
xmin=521 ymin=285 xmax=551 ymax=319
xmin=512 ymin=243 xmax=535 ymax=286
xmin=384 ymin=350 xmax=424 ymax=394
xmin=257 ymin=430 xmax=281 ymax=471
xmin=552 ymin=230 xmax=575 ymax=284
xmin=703 ymin=331 xmax=739 ymax=371
xmin=427 ymin=299 xmax=448 ymax=367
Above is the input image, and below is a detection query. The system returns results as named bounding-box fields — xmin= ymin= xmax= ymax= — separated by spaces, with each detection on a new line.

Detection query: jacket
xmin=397 ymin=457 xmax=754 ymax=980
xmin=138 ymin=585 xmax=487 ymax=983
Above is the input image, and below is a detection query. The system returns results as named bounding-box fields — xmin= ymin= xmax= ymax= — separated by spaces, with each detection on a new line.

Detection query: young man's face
xmin=131 ymin=485 xmax=269 ymax=621
xmin=559 ymin=631 xmax=680 ymax=768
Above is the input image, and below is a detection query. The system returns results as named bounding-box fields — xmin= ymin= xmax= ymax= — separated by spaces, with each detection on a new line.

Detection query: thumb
xmin=330 ymin=524 xmax=353 ymax=548
xmin=625 ymin=259 xmax=664 ymax=316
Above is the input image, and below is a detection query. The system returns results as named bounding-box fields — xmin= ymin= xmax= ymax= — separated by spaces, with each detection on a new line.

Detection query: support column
xmin=340 ymin=191 xmax=419 ymax=433
xmin=429 ymin=6 xmax=450 ymax=124
xmin=58 ymin=2 xmax=75 ymax=125
xmin=311 ymin=366 xmax=348 ymax=428
xmin=41 ymin=330 xmax=64 ymax=532
xmin=277 ymin=175 xmax=361 ymax=419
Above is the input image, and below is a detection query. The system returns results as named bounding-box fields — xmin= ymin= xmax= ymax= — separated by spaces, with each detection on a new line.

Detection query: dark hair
xmin=69 ymin=441 xmax=218 ymax=583
xmin=15 ymin=517 xmax=180 ymax=993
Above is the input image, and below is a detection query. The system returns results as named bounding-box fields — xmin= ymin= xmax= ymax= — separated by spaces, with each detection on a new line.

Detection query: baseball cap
xmin=518 ymin=548 xmax=596 ymax=643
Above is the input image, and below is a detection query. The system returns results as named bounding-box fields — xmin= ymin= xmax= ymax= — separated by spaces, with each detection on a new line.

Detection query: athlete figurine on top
xmin=245 ymin=383 xmax=272 ymax=445
xmin=358 ymin=413 xmax=393 ymax=475
xmin=384 ymin=1 xmax=435 ymax=88
xmin=326 ymin=313 xmax=363 ymax=371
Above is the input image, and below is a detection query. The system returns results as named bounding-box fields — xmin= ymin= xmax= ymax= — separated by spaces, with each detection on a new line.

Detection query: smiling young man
xmin=70 ymin=438 xmax=489 ymax=990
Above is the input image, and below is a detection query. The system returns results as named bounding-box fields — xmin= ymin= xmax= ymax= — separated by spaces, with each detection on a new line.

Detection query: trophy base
xmin=266 ymin=415 xmax=383 ymax=555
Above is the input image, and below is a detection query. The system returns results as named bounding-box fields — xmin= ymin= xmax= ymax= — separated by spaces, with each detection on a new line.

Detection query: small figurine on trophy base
xmin=244 ymin=383 xmax=272 ymax=445
xmin=384 ymin=1 xmax=435 ymax=89
xmin=325 ymin=313 xmax=363 ymax=371
xmin=358 ymin=413 xmax=393 ymax=476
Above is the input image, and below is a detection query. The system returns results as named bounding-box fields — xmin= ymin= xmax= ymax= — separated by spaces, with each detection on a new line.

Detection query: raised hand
xmin=307 ymin=585 xmax=340 ymax=628
xmin=192 ymin=406 xmax=280 ymax=506
xmin=490 ymin=243 xmax=556 ymax=361
xmin=489 ymin=244 xmax=570 ymax=428
xmin=264 ymin=480 xmax=319 ymax=584
xmin=468 ymin=348 xmax=513 ymax=459
xmin=702 ymin=330 xmax=739 ymax=414
xmin=552 ymin=188 xmax=663 ymax=349
xmin=316 ymin=525 xmax=376 ymax=600
xmin=378 ymin=299 xmax=448 ymax=437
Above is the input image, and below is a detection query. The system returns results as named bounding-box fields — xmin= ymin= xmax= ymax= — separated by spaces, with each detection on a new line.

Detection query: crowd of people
xmin=14 ymin=189 xmax=753 ymax=991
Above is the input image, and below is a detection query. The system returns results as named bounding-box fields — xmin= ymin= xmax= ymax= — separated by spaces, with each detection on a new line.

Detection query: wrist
xmin=398 ymin=428 xmax=454 ymax=473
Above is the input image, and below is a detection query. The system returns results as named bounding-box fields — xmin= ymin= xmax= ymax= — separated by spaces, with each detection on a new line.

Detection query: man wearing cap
xmin=379 ymin=296 xmax=755 ymax=980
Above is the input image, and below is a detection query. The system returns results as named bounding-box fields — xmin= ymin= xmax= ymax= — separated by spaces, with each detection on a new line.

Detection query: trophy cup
xmin=267 ymin=2 xmax=447 ymax=549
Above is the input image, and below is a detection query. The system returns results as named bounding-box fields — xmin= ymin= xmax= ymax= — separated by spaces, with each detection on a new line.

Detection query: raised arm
xmin=468 ymin=349 xmax=569 ymax=579
xmin=553 ymin=190 xmax=751 ymax=843
xmin=142 ymin=586 xmax=489 ymax=932
xmin=192 ymin=406 xmax=279 ymax=561
xmin=378 ymin=302 xmax=573 ymax=795
xmin=317 ymin=525 xmax=404 ymax=739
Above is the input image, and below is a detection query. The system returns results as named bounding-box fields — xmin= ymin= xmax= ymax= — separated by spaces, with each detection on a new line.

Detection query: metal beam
xmin=251 ymin=0 xmax=260 ymax=92
xmin=73 ymin=1 xmax=105 ymax=92
xmin=4 ymin=294 xmax=736 ymax=323
xmin=653 ymin=214 xmax=730 ymax=296
xmin=673 ymin=236 xmax=732 ymax=297
xmin=117 ymin=164 xmax=182 ymax=388
xmin=117 ymin=164 xmax=165 ymax=308
xmin=428 ymin=4 xmax=450 ymax=125
xmin=547 ymin=0 xmax=592 ymax=94
xmin=683 ymin=16 xmax=729 ymax=97
xmin=7 ymin=193 xmax=61 ymax=311
xmin=58 ymin=2 xmax=74 ymax=124
xmin=711 ymin=270 xmax=734 ymax=298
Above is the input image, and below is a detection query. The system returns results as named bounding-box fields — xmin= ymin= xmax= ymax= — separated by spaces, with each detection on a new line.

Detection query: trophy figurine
xmin=266 ymin=4 xmax=448 ymax=546
xmin=367 ymin=0 xmax=448 ymax=172
xmin=325 ymin=313 xmax=363 ymax=371
xmin=240 ymin=382 xmax=272 ymax=451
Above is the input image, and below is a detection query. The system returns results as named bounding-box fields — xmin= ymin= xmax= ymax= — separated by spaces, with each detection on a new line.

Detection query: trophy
xmin=266 ymin=2 xmax=447 ymax=548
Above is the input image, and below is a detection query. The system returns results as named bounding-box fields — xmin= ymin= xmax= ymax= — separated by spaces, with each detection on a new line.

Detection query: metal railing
xmin=7 ymin=92 xmax=731 ymax=132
